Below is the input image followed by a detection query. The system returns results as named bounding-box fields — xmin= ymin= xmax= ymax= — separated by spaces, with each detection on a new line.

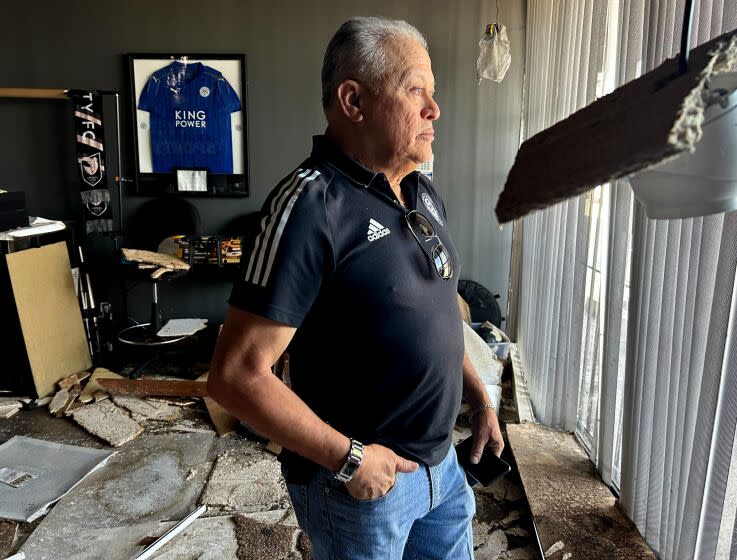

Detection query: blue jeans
xmin=283 ymin=444 xmax=476 ymax=559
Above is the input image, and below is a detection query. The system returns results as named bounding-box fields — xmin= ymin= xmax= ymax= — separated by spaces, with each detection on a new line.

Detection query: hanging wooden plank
xmin=495 ymin=29 xmax=737 ymax=223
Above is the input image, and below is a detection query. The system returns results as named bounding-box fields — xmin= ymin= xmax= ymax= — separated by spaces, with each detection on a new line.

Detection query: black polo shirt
xmin=229 ymin=135 xmax=464 ymax=475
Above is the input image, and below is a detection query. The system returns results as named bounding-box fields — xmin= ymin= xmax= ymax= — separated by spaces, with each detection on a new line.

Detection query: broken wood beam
xmin=96 ymin=378 xmax=209 ymax=397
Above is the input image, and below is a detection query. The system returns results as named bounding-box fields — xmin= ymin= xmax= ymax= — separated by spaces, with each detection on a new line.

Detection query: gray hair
xmin=321 ymin=16 xmax=428 ymax=110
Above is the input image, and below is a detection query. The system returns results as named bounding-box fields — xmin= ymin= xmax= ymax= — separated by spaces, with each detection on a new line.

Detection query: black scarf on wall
xmin=68 ymin=90 xmax=113 ymax=234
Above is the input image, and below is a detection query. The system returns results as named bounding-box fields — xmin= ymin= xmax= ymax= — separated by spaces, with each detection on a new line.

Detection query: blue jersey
xmin=138 ymin=62 xmax=241 ymax=173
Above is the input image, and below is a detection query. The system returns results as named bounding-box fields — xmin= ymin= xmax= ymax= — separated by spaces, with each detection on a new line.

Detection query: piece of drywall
xmin=6 ymin=242 xmax=92 ymax=397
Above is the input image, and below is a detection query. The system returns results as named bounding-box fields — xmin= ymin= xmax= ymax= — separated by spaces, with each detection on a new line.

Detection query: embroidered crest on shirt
xmin=421 ymin=192 xmax=444 ymax=226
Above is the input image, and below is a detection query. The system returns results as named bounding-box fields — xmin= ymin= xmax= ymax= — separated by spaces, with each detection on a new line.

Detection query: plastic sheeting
xmin=477 ymin=23 xmax=511 ymax=83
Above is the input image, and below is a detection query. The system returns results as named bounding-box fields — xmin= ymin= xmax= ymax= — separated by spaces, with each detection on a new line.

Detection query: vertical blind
xmin=516 ymin=0 xmax=737 ymax=558
xmin=517 ymin=0 xmax=608 ymax=431
xmin=617 ymin=2 xmax=737 ymax=559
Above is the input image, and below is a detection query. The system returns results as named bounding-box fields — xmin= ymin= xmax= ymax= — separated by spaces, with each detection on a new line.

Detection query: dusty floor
xmin=0 ymin=364 xmax=539 ymax=559
xmin=465 ymin=364 xmax=540 ymax=560
xmin=508 ymin=423 xmax=654 ymax=560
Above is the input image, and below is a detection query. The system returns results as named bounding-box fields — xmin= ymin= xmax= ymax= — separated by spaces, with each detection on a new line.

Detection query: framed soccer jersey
xmin=128 ymin=53 xmax=249 ymax=197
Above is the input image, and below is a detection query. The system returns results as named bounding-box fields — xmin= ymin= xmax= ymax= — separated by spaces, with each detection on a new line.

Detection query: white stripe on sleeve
xmin=260 ymin=169 xmax=321 ymax=287
xmin=244 ymin=168 xmax=304 ymax=283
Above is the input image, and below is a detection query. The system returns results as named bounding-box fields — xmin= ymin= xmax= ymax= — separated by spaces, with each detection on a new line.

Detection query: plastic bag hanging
xmin=477 ymin=22 xmax=511 ymax=83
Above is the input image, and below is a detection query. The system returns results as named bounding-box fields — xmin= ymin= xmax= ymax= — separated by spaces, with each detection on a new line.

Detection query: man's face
xmin=363 ymin=37 xmax=440 ymax=167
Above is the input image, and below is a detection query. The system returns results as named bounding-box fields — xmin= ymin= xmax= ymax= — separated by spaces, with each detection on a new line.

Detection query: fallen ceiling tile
xmin=495 ymin=29 xmax=737 ymax=223
xmin=111 ymin=395 xmax=182 ymax=421
xmin=0 ymin=436 xmax=114 ymax=522
xmin=136 ymin=515 xmax=239 ymax=560
xmin=200 ymin=451 xmax=290 ymax=513
xmin=19 ymin=432 xmax=215 ymax=560
xmin=70 ymin=400 xmax=144 ymax=447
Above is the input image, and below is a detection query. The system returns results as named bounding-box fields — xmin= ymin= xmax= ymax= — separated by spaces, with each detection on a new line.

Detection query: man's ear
xmin=336 ymin=80 xmax=364 ymax=123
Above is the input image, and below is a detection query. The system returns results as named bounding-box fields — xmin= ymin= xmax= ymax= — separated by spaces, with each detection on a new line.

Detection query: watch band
xmin=334 ymin=438 xmax=365 ymax=483
xmin=468 ymin=402 xmax=495 ymax=420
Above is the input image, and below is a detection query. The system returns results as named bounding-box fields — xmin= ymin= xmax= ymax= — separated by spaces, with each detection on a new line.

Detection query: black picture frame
xmin=127 ymin=53 xmax=249 ymax=197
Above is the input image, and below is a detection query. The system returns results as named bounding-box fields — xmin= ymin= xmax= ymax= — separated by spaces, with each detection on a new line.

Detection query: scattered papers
xmin=0 ymin=436 xmax=114 ymax=522
xmin=157 ymin=318 xmax=208 ymax=338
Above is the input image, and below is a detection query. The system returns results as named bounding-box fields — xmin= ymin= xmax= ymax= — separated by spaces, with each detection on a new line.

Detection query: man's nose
xmin=423 ymin=95 xmax=440 ymax=120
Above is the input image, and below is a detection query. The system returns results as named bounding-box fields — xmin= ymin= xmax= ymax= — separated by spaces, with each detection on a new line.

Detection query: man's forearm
xmin=209 ymin=367 xmax=350 ymax=473
xmin=461 ymin=351 xmax=492 ymax=409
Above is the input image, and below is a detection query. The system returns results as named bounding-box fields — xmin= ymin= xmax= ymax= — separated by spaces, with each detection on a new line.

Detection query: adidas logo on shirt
xmin=367 ymin=218 xmax=391 ymax=242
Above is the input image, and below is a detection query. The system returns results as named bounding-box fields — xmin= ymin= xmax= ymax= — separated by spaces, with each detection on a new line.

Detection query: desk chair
xmin=119 ymin=198 xmax=201 ymax=377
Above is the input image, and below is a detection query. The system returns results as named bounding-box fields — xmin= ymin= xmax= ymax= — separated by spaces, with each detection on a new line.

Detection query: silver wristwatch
xmin=334 ymin=438 xmax=365 ymax=483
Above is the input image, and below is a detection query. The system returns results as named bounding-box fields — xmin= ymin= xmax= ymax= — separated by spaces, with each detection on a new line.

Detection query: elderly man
xmin=208 ymin=16 xmax=503 ymax=559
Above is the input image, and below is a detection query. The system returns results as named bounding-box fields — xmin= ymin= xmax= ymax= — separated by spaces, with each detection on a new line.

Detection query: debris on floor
xmin=0 ymin=436 xmax=114 ymax=522
xmin=78 ymin=367 xmax=124 ymax=403
xmin=200 ymin=450 xmax=290 ymax=513
xmin=17 ymin=432 xmax=214 ymax=560
xmin=47 ymin=389 xmax=73 ymax=416
xmin=136 ymin=515 xmax=240 ymax=560
xmin=134 ymin=504 xmax=206 ymax=560
xmin=57 ymin=371 xmax=89 ymax=391
xmin=234 ymin=515 xmax=312 ymax=560
xmin=111 ymin=395 xmax=182 ymax=422
xmin=0 ymin=361 xmax=537 ymax=559
xmin=70 ymin=400 xmax=144 ymax=447
xmin=467 ymin=365 xmax=540 ymax=560
xmin=0 ymin=401 xmax=23 ymax=419
xmin=0 ymin=519 xmax=18 ymax=558
xmin=508 ymin=422 xmax=656 ymax=559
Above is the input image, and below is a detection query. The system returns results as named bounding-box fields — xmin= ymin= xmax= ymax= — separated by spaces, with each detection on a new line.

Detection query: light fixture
xmin=627 ymin=72 xmax=737 ymax=219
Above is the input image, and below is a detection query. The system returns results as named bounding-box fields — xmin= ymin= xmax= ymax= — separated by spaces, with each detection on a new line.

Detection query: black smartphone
xmin=455 ymin=436 xmax=511 ymax=487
